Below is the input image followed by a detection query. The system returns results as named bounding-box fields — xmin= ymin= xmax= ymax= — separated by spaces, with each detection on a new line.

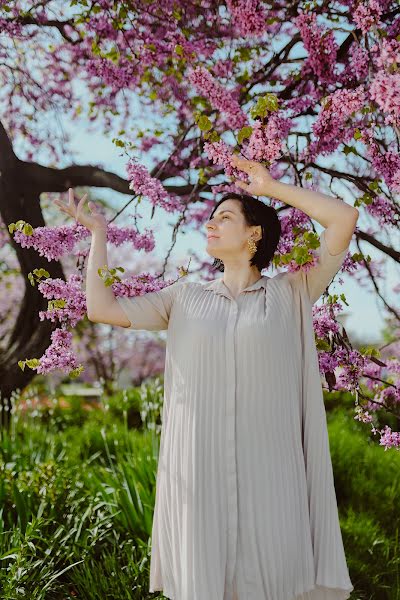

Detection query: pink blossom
xmin=303 ymin=86 xmax=366 ymax=160
xmin=378 ymin=425 xmax=400 ymax=451
xmin=295 ymin=11 xmax=338 ymax=84
xmin=335 ymin=350 xmax=366 ymax=391
xmin=245 ymin=114 xmax=292 ymax=163
xmin=352 ymin=0 xmax=383 ymax=34
xmin=341 ymin=44 xmax=369 ymax=83
xmin=38 ymin=274 xmax=87 ymax=328
xmin=203 ymin=140 xmax=248 ymax=181
xmin=226 ymin=0 xmax=268 ymax=37
xmin=13 ymin=222 xmax=89 ymax=262
xmin=112 ymin=272 xmax=176 ymax=298
xmin=369 ymin=70 xmax=400 ymax=128
xmin=211 ymin=59 xmax=235 ymax=79
xmin=365 ymin=195 xmax=399 ymax=228
xmin=11 ymin=221 xmax=156 ymax=261
xmin=188 ymin=66 xmax=248 ymax=130
xmin=360 ymin=127 xmax=400 ymax=193
xmin=312 ymin=302 xmax=341 ymax=339
xmin=372 ymin=38 xmax=400 ymax=68
xmin=126 ymin=158 xmax=184 ymax=213
xmin=37 ymin=329 xmax=81 ymax=375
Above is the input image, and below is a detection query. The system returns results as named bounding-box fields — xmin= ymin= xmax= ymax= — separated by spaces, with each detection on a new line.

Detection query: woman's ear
xmin=254 ymin=225 xmax=262 ymax=241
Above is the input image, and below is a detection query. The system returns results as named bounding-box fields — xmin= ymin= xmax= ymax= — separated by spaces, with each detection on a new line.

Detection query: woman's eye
xmin=222 ymin=215 xmax=229 ymax=219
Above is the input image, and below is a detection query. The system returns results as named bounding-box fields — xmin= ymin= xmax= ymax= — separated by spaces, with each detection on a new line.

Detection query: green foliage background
xmin=1 ymin=381 xmax=399 ymax=599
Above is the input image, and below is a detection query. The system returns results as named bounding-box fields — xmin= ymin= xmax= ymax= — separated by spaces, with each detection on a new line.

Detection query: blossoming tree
xmin=0 ymin=0 xmax=399 ymax=447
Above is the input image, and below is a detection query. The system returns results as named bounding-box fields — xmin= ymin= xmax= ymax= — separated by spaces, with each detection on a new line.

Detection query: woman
xmin=55 ymin=156 xmax=358 ymax=600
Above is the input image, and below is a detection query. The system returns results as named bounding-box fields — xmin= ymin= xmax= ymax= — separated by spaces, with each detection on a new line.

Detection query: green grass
xmin=0 ymin=381 xmax=399 ymax=599
xmin=327 ymin=408 xmax=400 ymax=598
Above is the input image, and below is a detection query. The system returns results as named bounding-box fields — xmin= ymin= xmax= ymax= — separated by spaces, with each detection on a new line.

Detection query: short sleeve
xmin=115 ymin=278 xmax=186 ymax=331
xmin=286 ymin=229 xmax=349 ymax=305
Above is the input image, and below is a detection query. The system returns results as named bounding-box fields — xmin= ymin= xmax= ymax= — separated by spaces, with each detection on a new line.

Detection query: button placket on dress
xmin=204 ymin=277 xmax=269 ymax=600
xmin=205 ymin=276 xmax=269 ymax=600
xmin=225 ymin=295 xmax=239 ymax=600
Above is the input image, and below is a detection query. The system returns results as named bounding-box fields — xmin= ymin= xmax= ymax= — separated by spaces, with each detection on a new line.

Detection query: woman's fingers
xmin=235 ymin=180 xmax=250 ymax=191
xmin=68 ymin=187 xmax=75 ymax=206
xmin=77 ymin=193 xmax=88 ymax=210
xmin=231 ymin=155 xmax=256 ymax=172
xmin=54 ymin=198 xmax=70 ymax=214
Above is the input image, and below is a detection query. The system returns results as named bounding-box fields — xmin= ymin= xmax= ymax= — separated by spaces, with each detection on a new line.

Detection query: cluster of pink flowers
xmin=203 ymin=139 xmax=248 ymax=181
xmin=11 ymin=221 xmax=156 ymax=261
xmin=354 ymin=405 xmax=374 ymax=424
xmin=335 ymin=349 xmax=367 ymax=391
xmin=188 ymin=66 xmax=248 ymax=130
xmin=86 ymin=56 xmax=138 ymax=94
xmin=139 ymin=135 xmax=163 ymax=152
xmin=225 ymin=0 xmax=268 ymax=37
xmin=277 ymin=207 xmax=313 ymax=253
xmin=352 ymin=0 xmax=383 ymax=34
xmin=13 ymin=222 xmax=89 ymax=261
xmin=371 ymin=382 xmax=400 ymax=409
xmin=106 ymin=224 xmax=155 ymax=250
xmin=372 ymin=38 xmax=400 ymax=68
xmin=126 ymin=158 xmax=184 ymax=213
xmin=295 ymin=11 xmax=338 ymax=84
xmin=312 ymin=302 xmax=342 ymax=340
xmin=370 ymin=70 xmax=400 ymax=128
xmin=341 ymin=44 xmax=369 ymax=83
xmin=377 ymin=426 xmax=400 ymax=451
xmin=38 ymin=274 xmax=87 ymax=328
xmin=365 ymin=195 xmax=399 ymax=228
xmin=212 ymin=59 xmax=235 ymax=79
xmin=36 ymin=329 xmax=81 ymax=376
xmin=360 ymin=127 xmax=400 ymax=194
xmin=112 ymin=272 xmax=176 ymax=298
xmin=245 ymin=114 xmax=292 ymax=163
xmin=304 ymin=86 xmax=366 ymax=160
xmin=284 ymin=85 xmax=320 ymax=116
xmin=361 ymin=359 xmax=384 ymax=391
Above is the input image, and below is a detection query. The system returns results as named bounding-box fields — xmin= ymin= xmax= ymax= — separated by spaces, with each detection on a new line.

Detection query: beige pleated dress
xmin=116 ymin=228 xmax=354 ymax=600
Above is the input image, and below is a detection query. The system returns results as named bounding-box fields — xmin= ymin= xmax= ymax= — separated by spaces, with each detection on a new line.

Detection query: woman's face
xmin=205 ymin=199 xmax=259 ymax=263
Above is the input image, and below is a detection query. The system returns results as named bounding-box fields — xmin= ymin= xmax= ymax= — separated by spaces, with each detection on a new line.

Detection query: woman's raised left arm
xmin=231 ymin=155 xmax=359 ymax=255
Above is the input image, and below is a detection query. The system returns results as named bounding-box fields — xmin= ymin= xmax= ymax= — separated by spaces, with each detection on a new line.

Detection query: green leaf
xmin=250 ymin=93 xmax=279 ymax=119
xmin=203 ymin=130 xmax=220 ymax=142
xmin=342 ymin=144 xmax=358 ymax=156
xmin=70 ymin=365 xmax=84 ymax=379
xmin=197 ymin=115 xmax=212 ymax=131
xmin=315 ymin=337 xmax=331 ymax=351
xmin=368 ymin=180 xmax=380 ymax=191
xmin=360 ymin=192 xmax=374 ymax=206
xmin=238 ymin=126 xmax=253 ymax=144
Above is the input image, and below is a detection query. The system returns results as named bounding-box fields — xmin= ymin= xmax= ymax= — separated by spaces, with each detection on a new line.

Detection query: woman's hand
xmin=54 ymin=188 xmax=108 ymax=233
xmin=230 ymin=155 xmax=277 ymax=196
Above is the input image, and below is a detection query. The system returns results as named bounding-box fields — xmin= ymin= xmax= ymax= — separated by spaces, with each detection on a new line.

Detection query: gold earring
xmin=247 ymin=238 xmax=257 ymax=255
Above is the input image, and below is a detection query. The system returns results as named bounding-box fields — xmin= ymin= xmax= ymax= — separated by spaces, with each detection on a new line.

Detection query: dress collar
xmin=203 ymin=275 xmax=270 ymax=299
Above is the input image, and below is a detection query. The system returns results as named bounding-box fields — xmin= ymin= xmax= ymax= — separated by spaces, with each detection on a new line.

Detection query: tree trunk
xmin=0 ymin=121 xmax=65 ymax=429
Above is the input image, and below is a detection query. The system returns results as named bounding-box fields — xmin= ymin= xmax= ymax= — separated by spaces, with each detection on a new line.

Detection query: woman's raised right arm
xmin=86 ymin=228 xmax=131 ymax=327
xmin=54 ymin=188 xmax=130 ymax=328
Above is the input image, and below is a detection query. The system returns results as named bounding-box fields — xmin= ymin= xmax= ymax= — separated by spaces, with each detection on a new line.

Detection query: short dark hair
xmin=208 ymin=192 xmax=281 ymax=273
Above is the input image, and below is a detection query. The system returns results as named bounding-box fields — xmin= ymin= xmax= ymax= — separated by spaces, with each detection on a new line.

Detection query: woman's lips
xmin=207 ymin=235 xmax=219 ymax=239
